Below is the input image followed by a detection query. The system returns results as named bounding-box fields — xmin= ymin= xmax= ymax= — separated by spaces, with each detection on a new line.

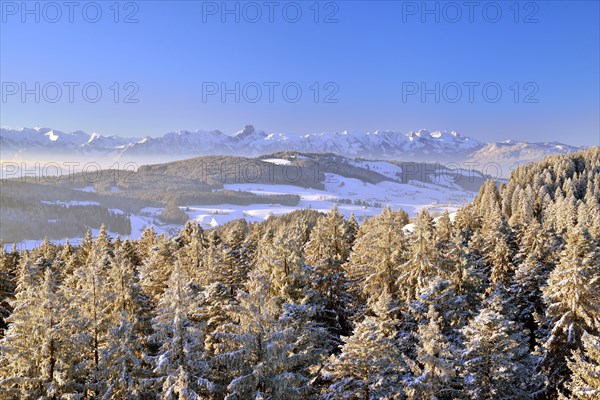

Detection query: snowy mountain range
xmin=0 ymin=126 xmax=582 ymax=175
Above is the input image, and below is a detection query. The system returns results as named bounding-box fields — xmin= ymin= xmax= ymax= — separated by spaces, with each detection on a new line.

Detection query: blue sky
xmin=1 ymin=0 xmax=598 ymax=146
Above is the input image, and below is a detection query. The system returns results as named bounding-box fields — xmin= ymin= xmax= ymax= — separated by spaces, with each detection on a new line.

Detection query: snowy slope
xmin=168 ymin=164 xmax=476 ymax=231
xmin=467 ymin=140 xmax=581 ymax=177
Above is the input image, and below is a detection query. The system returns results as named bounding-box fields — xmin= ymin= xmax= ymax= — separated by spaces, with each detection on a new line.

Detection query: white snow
xmin=261 ymin=158 xmax=291 ymax=165
xmin=75 ymin=186 xmax=96 ymax=193
xmin=349 ymin=160 xmax=403 ymax=180
xmin=404 ymin=212 xmax=458 ymax=233
xmin=46 ymin=130 xmax=59 ymax=141
xmin=41 ymin=200 xmax=100 ymax=206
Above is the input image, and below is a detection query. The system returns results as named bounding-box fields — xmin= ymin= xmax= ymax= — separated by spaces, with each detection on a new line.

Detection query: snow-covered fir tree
xmin=304 ymin=206 xmax=353 ymax=341
xmin=102 ymin=247 xmax=152 ymax=399
xmin=404 ymin=304 xmax=456 ymax=399
xmin=215 ymin=269 xmax=326 ymax=400
xmin=566 ymin=331 xmax=600 ymax=399
xmin=397 ymin=209 xmax=440 ymax=301
xmin=61 ymin=233 xmax=114 ymax=397
xmin=139 ymin=234 xmax=176 ymax=305
xmin=150 ymin=260 xmax=212 ymax=399
xmin=0 ymin=245 xmax=16 ymax=338
xmin=460 ymin=293 xmax=538 ymax=399
xmin=345 ymin=206 xmax=407 ymax=307
xmin=322 ymin=289 xmax=405 ymax=399
xmin=541 ymin=226 xmax=600 ymax=398
xmin=0 ymin=258 xmax=66 ymax=398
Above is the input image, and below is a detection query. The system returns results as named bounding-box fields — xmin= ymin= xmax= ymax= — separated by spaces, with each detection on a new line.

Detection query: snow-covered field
xmin=182 ymin=172 xmax=475 ymax=229
xmin=349 ymin=160 xmax=403 ymax=180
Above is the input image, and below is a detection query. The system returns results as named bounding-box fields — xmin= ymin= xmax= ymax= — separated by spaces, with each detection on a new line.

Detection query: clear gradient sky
xmin=1 ymin=0 xmax=598 ymax=146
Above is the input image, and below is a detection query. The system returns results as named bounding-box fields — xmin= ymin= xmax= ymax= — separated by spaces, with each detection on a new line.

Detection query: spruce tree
xmin=304 ymin=206 xmax=352 ymax=340
xmin=138 ymin=226 xmax=157 ymax=262
xmin=481 ymin=208 xmax=515 ymax=289
xmin=345 ymin=206 xmax=407 ymax=307
xmin=215 ymin=270 xmax=326 ymax=400
xmin=461 ymin=297 xmax=537 ymax=399
xmin=150 ymin=260 xmax=212 ymax=399
xmin=61 ymin=235 xmax=114 ymax=397
xmin=139 ymin=235 xmax=176 ymax=305
xmin=201 ymin=231 xmax=242 ymax=295
xmin=177 ymin=224 xmax=208 ymax=289
xmin=541 ymin=227 xmax=600 ymax=397
xmin=0 ymin=246 xmax=16 ymax=338
xmin=405 ymin=304 xmax=456 ymax=399
xmin=254 ymin=227 xmax=307 ymax=303
xmin=566 ymin=331 xmax=600 ymax=399
xmin=322 ymin=289 xmax=405 ymax=399
xmin=434 ymin=210 xmax=455 ymax=273
xmin=344 ymin=213 xmax=360 ymax=248
xmin=511 ymin=220 xmax=556 ymax=351
xmin=397 ymin=209 xmax=439 ymax=301
xmin=102 ymin=247 xmax=151 ymax=399
xmin=0 ymin=260 xmax=66 ymax=398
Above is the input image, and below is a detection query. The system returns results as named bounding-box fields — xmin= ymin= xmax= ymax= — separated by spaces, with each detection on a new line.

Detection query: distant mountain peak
xmin=87 ymin=132 xmax=102 ymax=141
xmin=236 ymin=124 xmax=256 ymax=137
xmin=0 ymin=126 xmax=582 ymax=176
xmin=234 ymin=124 xmax=268 ymax=141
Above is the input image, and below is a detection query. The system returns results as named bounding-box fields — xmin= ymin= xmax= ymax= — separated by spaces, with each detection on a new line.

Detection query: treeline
xmin=0 ymin=179 xmax=146 ymax=243
xmin=171 ymin=190 xmax=300 ymax=207
xmin=0 ymin=147 xmax=598 ymax=399
xmin=139 ymin=155 xmax=328 ymax=189
xmin=0 ymin=202 xmax=131 ymax=243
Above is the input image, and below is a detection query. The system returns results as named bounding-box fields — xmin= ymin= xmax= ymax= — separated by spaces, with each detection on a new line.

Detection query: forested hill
xmin=0 ymin=147 xmax=598 ymax=399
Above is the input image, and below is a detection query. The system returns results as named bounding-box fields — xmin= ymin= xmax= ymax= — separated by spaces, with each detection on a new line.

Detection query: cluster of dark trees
xmin=0 ymin=147 xmax=598 ymax=399
xmin=0 ymin=202 xmax=131 ymax=243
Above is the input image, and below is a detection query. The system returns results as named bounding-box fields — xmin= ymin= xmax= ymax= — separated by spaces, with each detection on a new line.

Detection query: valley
xmin=0 ymin=152 xmax=486 ymax=247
